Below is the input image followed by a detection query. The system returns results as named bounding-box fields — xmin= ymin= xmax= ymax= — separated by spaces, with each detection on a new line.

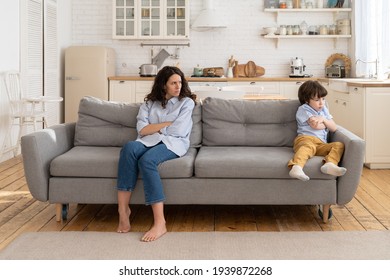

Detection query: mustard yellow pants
xmin=287 ymin=135 xmax=345 ymax=168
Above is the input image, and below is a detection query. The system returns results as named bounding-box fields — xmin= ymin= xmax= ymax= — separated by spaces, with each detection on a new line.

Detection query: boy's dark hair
xmin=145 ymin=66 xmax=196 ymax=108
xmin=298 ymin=80 xmax=328 ymax=105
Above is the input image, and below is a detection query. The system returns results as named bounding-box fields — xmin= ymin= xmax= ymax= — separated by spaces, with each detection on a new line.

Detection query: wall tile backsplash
xmin=72 ymin=0 xmax=350 ymax=78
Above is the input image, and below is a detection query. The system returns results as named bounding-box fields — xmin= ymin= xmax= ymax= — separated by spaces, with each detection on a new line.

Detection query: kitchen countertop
xmin=109 ymin=76 xmax=317 ymax=82
xmin=109 ymin=76 xmax=390 ymax=87
xmin=320 ymin=78 xmax=390 ymax=87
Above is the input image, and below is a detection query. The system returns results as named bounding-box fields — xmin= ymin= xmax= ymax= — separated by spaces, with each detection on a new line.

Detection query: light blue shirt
xmin=136 ymin=96 xmax=195 ymax=157
xmin=296 ymin=103 xmax=333 ymax=143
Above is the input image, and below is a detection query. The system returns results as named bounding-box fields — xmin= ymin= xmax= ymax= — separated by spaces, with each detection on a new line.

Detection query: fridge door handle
xmin=65 ymin=76 xmax=80 ymax=80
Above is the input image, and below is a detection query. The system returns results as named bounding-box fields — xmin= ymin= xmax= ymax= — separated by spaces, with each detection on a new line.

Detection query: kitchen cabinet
xmin=279 ymin=81 xmax=303 ymax=99
xmin=135 ymin=81 xmax=153 ymax=102
xmin=109 ymin=80 xmax=152 ymax=103
xmin=113 ymin=0 xmax=189 ymax=40
xmin=327 ymin=80 xmax=364 ymax=139
xmin=263 ymin=8 xmax=352 ymax=48
xmin=225 ymin=81 xmax=280 ymax=95
xmin=109 ymin=80 xmax=136 ymax=103
xmin=359 ymin=86 xmax=390 ymax=169
xmin=189 ymin=81 xmax=227 ymax=92
xmin=328 ymin=80 xmax=390 ymax=169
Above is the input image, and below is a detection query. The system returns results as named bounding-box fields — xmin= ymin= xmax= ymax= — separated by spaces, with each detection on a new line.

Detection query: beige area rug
xmin=1 ymin=231 xmax=389 ymax=260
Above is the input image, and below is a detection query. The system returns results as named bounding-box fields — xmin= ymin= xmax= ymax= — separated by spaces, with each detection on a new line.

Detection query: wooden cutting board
xmin=245 ymin=61 xmax=257 ymax=77
xmin=233 ymin=61 xmax=265 ymax=77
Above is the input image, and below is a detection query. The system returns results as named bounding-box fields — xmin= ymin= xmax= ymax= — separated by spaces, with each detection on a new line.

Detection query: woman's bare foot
xmin=141 ymin=222 xmax=167 ymax=242
xmin=117 ymin=206 xmax=131 ymax=233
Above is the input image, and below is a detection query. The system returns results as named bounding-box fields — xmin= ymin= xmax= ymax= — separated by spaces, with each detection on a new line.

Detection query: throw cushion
xmin=201 ymin=98 xmax=300 ymax=147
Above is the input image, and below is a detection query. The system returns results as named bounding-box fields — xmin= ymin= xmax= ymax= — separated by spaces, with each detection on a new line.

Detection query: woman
xmin=116 ymin=66 xmax=196 ymax=242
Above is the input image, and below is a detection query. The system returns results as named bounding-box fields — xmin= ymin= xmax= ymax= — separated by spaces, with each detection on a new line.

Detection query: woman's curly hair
xmin=145 ymin=66 xmax=196 ymax=108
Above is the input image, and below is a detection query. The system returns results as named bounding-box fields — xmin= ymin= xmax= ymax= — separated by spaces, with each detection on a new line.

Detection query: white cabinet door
xmin=365 ymin=87 xmax=390 ymax=167
xmin=113 ymin=0 xmax=189 ymax=40
xmin=135 ymin=81 xmax=153 ymax=103
xmin=225 ymin=82 xmax=280 ymax=95
xmin=280 ymin=81 xmax=303 ymax=99
xmin=112 ymin=0 xmax=137 ymax=39
xmin=109 ymin=80 xmax=136 ymax=103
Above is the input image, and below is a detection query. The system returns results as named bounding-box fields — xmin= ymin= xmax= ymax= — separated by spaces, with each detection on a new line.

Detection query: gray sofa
xmin=21 ymin=96 xmax=365 ymax=223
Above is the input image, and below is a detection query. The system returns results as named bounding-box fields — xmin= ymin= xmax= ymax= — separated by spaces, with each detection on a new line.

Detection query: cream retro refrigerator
xmin=64 ymin=46 xmax=116 ymax=123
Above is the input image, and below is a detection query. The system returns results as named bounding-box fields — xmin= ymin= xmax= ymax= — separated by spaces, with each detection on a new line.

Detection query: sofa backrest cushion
xmin=74 ymin=96 xmax=202 ymax=147
xmin=201 ymin=97 xmax=300 ymax=147
xmin=74 ymin=96 xmax=139 ymax=146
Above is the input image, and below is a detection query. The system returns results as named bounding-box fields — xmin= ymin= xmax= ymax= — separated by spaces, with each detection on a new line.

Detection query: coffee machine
xmin=289 ymin=57 xmax=306 ymax=77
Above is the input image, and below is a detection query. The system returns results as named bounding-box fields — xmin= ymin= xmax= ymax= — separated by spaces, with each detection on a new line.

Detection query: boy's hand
xmin=308 ymin=116 xmax=326 ymax=130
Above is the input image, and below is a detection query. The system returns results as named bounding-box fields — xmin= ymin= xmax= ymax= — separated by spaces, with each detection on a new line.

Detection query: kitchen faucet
xmin=355 ymin=58 xmax=379 ymax=79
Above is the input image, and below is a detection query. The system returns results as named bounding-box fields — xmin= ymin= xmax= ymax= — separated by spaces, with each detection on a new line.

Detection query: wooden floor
xmin=1 ymin=155 xmax=390 ymax=250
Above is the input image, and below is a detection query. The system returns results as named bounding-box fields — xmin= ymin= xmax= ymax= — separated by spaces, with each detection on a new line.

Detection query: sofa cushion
xmin=74 ymin=96 xmax=139 ymax=147
xmin=74 ymin=96 xmax=202 ymax=147
xmin=189 ymin=103 xmax=202 ymax=147
xmin=194 ymin=146 xmax=334 ymax=179
xmin=50 ymin=146 xmax=197 ymax=178
xmin=201 ymin=98 xmax=300 ymax=147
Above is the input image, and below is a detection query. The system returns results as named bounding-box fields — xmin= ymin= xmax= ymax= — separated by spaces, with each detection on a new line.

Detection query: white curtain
xmin=355 ymin=0 xmax=390 ymax=79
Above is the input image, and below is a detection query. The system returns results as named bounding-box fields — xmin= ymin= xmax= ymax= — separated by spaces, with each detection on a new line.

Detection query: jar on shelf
xmin=319 ymin=25 xmax=328 ymax=35
xmin=300 ymin=0 xmax=306 ymax=8
xmin=328 ymin=24 xmax=337 ymax=35
xmin=279 ymin=25 xmax=287 ymax=35
xmin=279 ymin=1 xmax=287 ymax=8
xmin=317 ymin=0 xmax=324 ymax=8
xmin=287 ymin=25 xmax=293 ymax=35
xmin=287 ymin=0 xmax=293 ymax=8
xmin=293 ymin=0 xmax=301 ymax=8
xmin=308 ymin=25 xmax=316 ymax=35
xmin=293 ymin=25 xmax=300 ymax=35
xmin=300 ymin=20 xmax=308 ymax=35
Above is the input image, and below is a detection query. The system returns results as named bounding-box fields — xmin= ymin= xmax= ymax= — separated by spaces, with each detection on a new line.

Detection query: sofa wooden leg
xmin=318 ymin=204 xmax=332 ymax=223
xmin=56 ymin=203 xmax=62 ymax=222
xmin=322 ymin=204 xmax=332 ymax=223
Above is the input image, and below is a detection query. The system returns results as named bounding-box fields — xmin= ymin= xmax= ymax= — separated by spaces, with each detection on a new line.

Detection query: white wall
xmin=71 ymin=0 xmax=351 ymax=77
xmin=0 ymin=1 xmax=19 ymax=162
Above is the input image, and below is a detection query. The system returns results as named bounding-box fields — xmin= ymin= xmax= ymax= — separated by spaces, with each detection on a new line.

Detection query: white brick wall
xmin=72 ymin=0 xmax=351 ymax=77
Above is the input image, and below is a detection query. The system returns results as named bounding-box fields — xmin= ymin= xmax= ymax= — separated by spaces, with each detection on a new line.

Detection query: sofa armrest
xmin=329 ymin=126 xmax=365 ymax=205
xmin=21 ymin=123 xmax=76 ymax=201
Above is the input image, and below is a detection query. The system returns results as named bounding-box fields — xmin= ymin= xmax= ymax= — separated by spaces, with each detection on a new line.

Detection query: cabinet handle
xmin=335 ymin=100 xmax=339 ymax=104
xmin=342 ymin=102 xmax=347 ymax=106
xmin=295 ymin=82 xmax=303 ymax=85
xmin=250 ymin=82 xmax=256 ymax=85
xmin=119 ymin=80 xmax=125 ymax=83
xmin=353 ymin=87 xmax=358 ymax=91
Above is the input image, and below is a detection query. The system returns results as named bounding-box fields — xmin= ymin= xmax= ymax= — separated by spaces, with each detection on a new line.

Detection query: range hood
xmin=191 ymin=0 xmax=227 ymax=30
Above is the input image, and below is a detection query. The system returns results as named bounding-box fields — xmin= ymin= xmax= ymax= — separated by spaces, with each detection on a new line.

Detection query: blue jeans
xmin=116 ymin=141 xmax=178 ymax=205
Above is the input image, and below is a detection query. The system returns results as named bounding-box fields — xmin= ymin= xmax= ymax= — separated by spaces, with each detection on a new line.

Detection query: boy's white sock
xmin=289 ymin=165 xmax=310 ymax=181
xmin=321 ymin=162 xmax=347 ymax=176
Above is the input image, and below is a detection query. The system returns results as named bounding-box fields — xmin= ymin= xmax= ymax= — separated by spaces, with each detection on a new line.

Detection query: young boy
xmin=288 ymin=80 xmax=347 ymax=181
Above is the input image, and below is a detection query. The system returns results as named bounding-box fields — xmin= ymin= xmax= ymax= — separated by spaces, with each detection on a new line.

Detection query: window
xmin=355 ymin=0 xmax=390 ymax=79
